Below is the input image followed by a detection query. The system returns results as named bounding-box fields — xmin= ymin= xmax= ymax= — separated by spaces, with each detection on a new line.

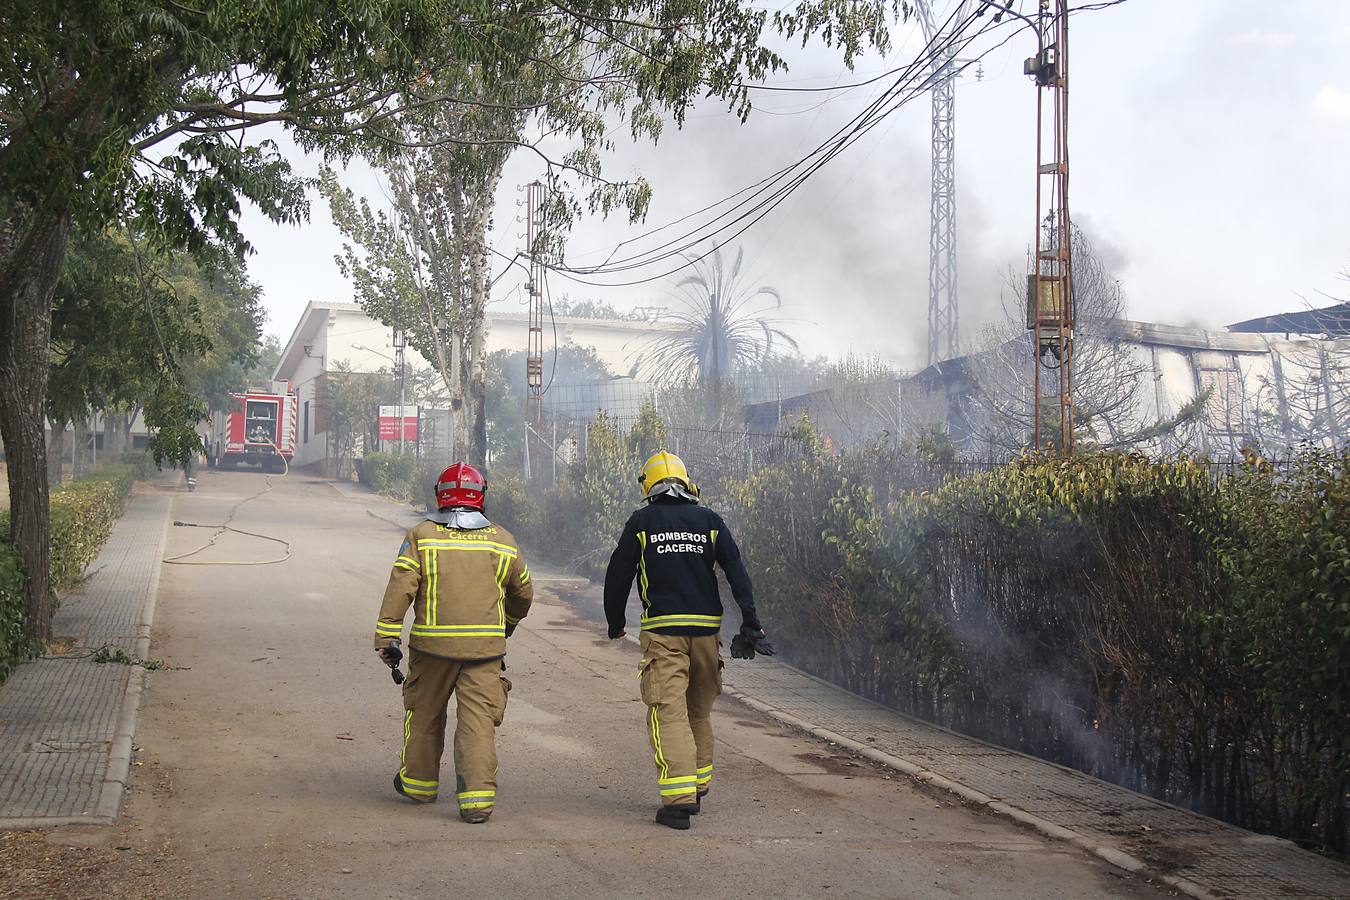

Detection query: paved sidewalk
xmin=0 ymin=489 xmax=172 ymax=826
xmin=721 ymin=660 xmax=1349 ymax=900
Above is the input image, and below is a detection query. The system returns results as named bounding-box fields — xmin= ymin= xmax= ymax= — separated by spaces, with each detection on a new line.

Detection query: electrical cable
xmin=550 ymin=10 xmax=1018 ymax=286
xmin=164 ymin=436 xmax=293 ymax=566
xmin=547 ymin=4 xmax=983 ymax=276
xmin=548 ymin=6 xmax=1006 ymax=282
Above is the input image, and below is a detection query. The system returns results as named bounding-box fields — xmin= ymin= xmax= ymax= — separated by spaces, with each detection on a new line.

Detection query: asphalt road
xmin=67 ymin=470 xmax=1163 ymax=898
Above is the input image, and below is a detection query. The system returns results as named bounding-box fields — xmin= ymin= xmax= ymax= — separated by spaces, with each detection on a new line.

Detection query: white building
xmin=271 ymin=301 xmax=677 ymax=468
xmin=906 ymin=314 xmax=1350 ymax=458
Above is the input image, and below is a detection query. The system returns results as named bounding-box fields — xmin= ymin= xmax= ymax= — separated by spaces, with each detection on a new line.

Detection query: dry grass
xmin=0 ymin=830 xmax=169 ymax=900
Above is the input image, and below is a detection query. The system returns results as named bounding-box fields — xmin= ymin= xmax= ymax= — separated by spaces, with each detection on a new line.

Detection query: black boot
xmin=689 ymin=788 xmax=708 ymax=815
xmin=394 ymin=772 xmax=435 ymax=804
xmin=655 ymin=805 xmax=694 ymax=830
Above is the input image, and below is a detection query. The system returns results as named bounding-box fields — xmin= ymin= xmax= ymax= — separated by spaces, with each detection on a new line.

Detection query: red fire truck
xmin=208 ymin=382 xmax=298 ymax=472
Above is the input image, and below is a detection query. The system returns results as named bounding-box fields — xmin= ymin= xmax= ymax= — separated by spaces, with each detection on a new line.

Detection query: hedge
xmin=490 ymin=413 xmax=1349 ymax=852
xmin=357 ymin=452 xmax=420 ymax=501
xmin=0 ymin=460 xmax=145 ymax=682
xmin=722 ymin=432 xmax=1350 ymax=853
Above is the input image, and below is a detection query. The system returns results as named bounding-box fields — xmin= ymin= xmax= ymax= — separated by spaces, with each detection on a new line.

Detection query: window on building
xmin=303 ymin=400 xmax=310 ymax=444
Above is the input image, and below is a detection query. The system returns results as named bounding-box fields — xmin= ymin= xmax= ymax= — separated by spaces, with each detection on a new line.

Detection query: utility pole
xmin=524 ymin=180 xmax=547 ymax=480
xmin=1025 ymin=0 xmax=1073 ymax=451
xmin=915 ymin=0 xmax=968 ymax=367
xmin=392 ymin=327 xmax=407 ymax=454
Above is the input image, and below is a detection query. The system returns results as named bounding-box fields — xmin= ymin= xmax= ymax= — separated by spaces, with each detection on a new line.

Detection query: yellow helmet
xmin=639 ymin=450 xmax=696 ymax=498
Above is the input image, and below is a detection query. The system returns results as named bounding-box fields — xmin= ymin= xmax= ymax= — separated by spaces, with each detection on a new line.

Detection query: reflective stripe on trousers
xmin=638 ymin=631 xmax=721 ymax=806
xmin=398 ymin=649 xmax=508 ymax=810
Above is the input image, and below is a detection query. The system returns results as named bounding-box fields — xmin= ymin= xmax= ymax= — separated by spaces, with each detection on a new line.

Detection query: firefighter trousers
xmin=398 ymin=649 xmax=509 ymax=816
xmin=638 ymin=632 xmax=721 ymax=806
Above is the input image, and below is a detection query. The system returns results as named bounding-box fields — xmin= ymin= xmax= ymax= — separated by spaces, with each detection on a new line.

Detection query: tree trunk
xmin=0 ymin=202 xmax=72 ymax=645
xmin=106 ymin=409 xmax=130 ymax=458
xmin=466 ymin=181 xmax=495 ymax=469
xmin=47 ymin=422 xmax=66 ymax=486
xmin=73 ymin=416 xmax=91 ymax=476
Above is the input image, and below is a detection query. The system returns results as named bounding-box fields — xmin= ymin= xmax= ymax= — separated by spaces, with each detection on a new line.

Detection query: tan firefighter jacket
xmin=374 ymin=519 xmax=533 ymax=660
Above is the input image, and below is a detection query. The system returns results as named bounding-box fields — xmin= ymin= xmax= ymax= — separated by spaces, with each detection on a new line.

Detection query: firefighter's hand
xmin=378 ymin=641 xmax=402 ymax=665
xmin=732 ymin=627 xmax=774 ymax=659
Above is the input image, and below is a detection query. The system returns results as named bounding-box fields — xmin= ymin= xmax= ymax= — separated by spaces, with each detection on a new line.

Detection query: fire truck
xmin=208 ymin=382 xmax=298 ymax=473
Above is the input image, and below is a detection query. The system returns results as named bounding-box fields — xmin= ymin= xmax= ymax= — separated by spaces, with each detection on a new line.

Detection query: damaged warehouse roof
xmin=1226 ymin=301 xmax=1350 ymax=338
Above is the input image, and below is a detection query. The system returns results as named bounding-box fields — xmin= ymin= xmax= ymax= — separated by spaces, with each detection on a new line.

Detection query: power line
xmin=550 ymin=4 xmax=983 ymax=276
xmin=549 ymin=9 xmax=1022 ymax=287
xmin=552 ymin=8 xmax=988 ymax=277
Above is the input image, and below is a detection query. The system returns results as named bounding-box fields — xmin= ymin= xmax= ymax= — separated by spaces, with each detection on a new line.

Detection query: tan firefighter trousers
xmin=639 ymin=632 xmax=721 ymax=806
xmin=398 ymin=649 xmax=509 ymax=816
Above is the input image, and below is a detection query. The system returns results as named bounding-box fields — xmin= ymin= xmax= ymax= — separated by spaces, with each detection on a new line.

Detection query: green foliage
xmin=359 ymin=452 xmax=419 ymax=500
xmin=0 ymin=463 xmax=142 ymax=682
xmin=636 ymin=244 xmax=798 ymax=422
xmin=484 ymin=345 xmax=614 ymax=467
xmin=45 ymin=465 xmax=139 ymax=588
xmin=92 ymin=645 xmax=167 ymax=671
xmin=50 ymin=227 xmax=264 ymax=466
xmin=551 ymin=298 xmax=646 ymax=320
xmin=546 ymin=413 xmax=644 ymax=577
xmin=491 ymin=401 xmax=668 ymax=576
xmin=0 ymin=547 xmax=36 ymax=683
xmin=721 ymin=436 xmax=1350 ymax=852
xmin=318 ymin=363 xmax=398 ymax=478
xmin=483 ymin=470 xmax=544 ymax=542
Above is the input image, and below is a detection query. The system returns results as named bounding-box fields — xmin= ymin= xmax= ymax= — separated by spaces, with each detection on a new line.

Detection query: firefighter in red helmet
xmin=374 ymin=462 xmax=533 ymax=823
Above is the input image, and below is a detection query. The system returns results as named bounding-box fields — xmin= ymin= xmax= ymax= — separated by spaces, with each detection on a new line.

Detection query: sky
xmin=239 ymin=0 xmax=1350 ymax=371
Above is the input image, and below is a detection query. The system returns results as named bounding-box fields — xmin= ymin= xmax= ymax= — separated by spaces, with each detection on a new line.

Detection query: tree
xmin=1 ymin=0 xmax=901 ymax=643
xmin=316 ymin=362 xmax=399 ymax=480
xmin=636 ymin=244 xmax=798 ymax=421
xmin=484 ymin=344 xmax=614 ymax=467
xmin=551 ymin=298 xmax=648 ymax=321
xmin=246 ymin=335 xmax=285 ymax=390
xmin=1249 ymin=270 xmax=1350 ymax=453
xmin=966 ymin=226 xmax=1204 ymax=455
xmin=49 ymin=228 xmax=264 ymax=476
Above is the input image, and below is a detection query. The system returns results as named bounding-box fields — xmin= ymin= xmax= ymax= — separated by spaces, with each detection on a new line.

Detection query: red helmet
xmin=435 ymin=462 xmax=486 ymax=511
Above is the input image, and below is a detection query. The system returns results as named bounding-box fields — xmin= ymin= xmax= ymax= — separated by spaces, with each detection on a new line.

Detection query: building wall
xmin=908 ymin=322 xmax=1349 ymax=458
xmin=271 ymin=303 xmax=680 ymax=471
xmin=486 ymin=312 xmax=675 ymax=375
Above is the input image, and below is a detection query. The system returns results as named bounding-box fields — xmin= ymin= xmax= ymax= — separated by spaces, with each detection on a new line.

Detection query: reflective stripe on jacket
xmin=603 ymin=496 xmax=760 ymax=637
xmin=375 ymin=520 xmax=533 ymax=659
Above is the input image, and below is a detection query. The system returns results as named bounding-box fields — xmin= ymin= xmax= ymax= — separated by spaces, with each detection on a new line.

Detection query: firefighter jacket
xmin=375 ymin=519 xmax=533 ymax=660
xmin=603 ymin=495 xmax=761 ymax=637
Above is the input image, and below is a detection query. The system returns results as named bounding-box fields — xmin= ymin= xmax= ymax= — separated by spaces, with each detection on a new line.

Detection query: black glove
xmin=731 ymin=627 xmax=775 ymax=660
xmin=379 ymin=641 xmax=405 ymax=684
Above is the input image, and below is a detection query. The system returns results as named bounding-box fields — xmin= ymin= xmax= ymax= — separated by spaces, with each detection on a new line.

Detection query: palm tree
xmin=636 ymin=244 xmax=797 ymax=419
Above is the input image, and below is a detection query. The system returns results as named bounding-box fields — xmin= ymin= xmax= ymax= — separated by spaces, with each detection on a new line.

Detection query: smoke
xmin=536 ymin=83 xmax=1020 ymax=371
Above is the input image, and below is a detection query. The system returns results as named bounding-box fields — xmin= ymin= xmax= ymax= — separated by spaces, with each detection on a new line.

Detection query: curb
xmin=720 ymin=684 xmax=1218 ymax=900
xmin=94 ymin=491 xmax=173 ymax=821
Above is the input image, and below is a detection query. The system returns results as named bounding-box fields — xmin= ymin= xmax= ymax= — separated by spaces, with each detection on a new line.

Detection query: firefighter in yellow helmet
xmin=374 ymin=462 xmax=533 ymax=823
xmin=604 ymin=450 xmax=774 ymax=829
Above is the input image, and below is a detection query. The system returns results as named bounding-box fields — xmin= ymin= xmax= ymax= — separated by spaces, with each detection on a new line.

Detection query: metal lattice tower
xmin=915 ymin=1 xmax=967 ymax=367
xmin=1025 ymin=0 xmax=1074 ymax=450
